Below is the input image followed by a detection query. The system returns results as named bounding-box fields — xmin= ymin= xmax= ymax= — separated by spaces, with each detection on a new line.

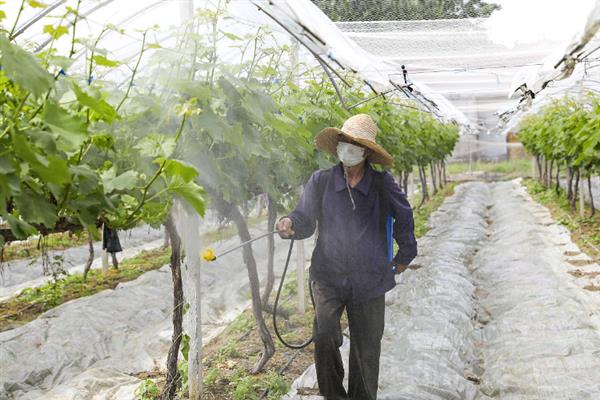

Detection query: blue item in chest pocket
xmin=387 ymin=213 xmax=394 ymax=265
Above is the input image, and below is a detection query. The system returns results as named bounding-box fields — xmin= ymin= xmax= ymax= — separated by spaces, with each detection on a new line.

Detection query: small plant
xmin=203 ymin=367 xmax=220 ymax=388
xmin=232 ymin=375 xmax=258 ymax=400
xmin=177 ymin=360 xmax=189 ymax=396
xmin=261 ymin=371 xmax=290 ymax=399
xmin=225 ymin=311 xmax=255 ymax=334
xmin=134 ymin=379 xmax=159 ymax=400
xmin=217 ymin=340 xmax=242 ymax=360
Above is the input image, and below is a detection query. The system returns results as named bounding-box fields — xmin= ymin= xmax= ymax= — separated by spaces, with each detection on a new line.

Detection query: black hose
xmin=272 ymin=239 xmax=315 ymax=349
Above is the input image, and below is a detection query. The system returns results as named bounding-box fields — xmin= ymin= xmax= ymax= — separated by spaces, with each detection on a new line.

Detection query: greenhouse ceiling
xmin=4 ymin=0 xmax=600 ymax=134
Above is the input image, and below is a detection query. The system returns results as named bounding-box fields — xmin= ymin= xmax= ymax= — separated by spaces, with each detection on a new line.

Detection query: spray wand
xmin=202 ymin=230 xmax=278 ymax=262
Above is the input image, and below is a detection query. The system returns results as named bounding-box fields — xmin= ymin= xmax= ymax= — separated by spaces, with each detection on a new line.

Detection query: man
xmin=276 ymin=114 xmax=417 ymax=400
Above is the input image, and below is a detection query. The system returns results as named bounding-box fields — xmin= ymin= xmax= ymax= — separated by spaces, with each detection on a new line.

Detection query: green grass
xmin=446 ymin=159 xmax=532 ymax=178
xmin=0 ymin=214 xmax=268 ymax=332
xmin=412 ymin=182 xmax=457 ymax=238
xmin=522 ymin=178 xmax=599 ymax=261
xmin=0 ymin=247 xmax=171 ymax=331
xmin=1 ymin=231 xmax=88 ymax=262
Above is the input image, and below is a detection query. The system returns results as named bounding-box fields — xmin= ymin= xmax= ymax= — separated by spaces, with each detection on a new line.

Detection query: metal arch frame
xmin=251 ymin=0 xmax=406 ymax=111
xmin=252 ymin=1 xmax=353 ymax=106
xmin=389 ymin=80 xmax=440 ymax=118
xmin=33 ymin=0 xmax=117 ymax=53
xmin=12 ymin=0 xmax=67 ymax=39
xmin=32 ymin=0 xmax=170 ymax=54
xmin=252 ymin=0 xmax=456 ymax=117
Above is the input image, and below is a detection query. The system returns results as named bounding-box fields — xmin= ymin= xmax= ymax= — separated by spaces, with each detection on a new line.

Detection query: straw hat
xmin=315 ymin=114 xmax=393 ymax=166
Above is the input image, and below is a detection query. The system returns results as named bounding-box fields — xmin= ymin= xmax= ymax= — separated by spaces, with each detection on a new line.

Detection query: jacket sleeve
xmin=383 ymin=171 xmax=418 ymax=266
xmin=286 ymin=171 xmax=321 ymax=240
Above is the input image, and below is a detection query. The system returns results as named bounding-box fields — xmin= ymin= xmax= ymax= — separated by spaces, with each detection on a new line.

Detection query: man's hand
xmin=276 ymin=217 xmax=295 ymax=239
xmin=393 ymin=263 xmax=409 ymax=274
xmin=392 ymin=263 xmax=423 ymax=274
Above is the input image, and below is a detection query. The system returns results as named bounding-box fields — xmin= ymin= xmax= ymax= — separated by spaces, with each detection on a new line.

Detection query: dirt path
xmin=286 ymin=180 xmax=600 ymax=399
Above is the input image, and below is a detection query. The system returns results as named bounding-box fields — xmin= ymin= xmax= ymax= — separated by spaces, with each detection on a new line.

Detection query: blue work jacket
xmin=288 ymin=162 xmax=417 ymax=302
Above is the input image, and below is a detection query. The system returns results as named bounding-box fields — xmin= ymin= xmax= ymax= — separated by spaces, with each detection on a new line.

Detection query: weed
xmin=261 ymin=371 xmax=290 ymax=399
xmin=134 ymin=379 xmax=159 ymax=400
xmin=225 ymin=311 xmax=255 ymax=334
xmin=0 ymin=248 xmax=170 ymax=331
xmin=523 ymin=178 xmax=599 ymax=260
xmin=217 ymin=340 xmax=242 ymax=360
xmin=1 ymin=231 xmax=87 ymax=263
xmin=413 ymin=183 xmax=457 ymax=238
xmin=232 ymin=375 xmax=258 ymax=400
xmin=446 ymin=159 xmax=532 ymax=177
xmin=177 ymin=360 xmax=189 ymax=396
xmin=203 ymin=367 xmax=220 ymax=388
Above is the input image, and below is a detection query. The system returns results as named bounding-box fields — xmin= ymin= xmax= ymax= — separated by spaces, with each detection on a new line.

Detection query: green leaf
xmin=72 ymin=83 xmax=118 ymax=123
xmin=70 ymin=165 xmax=102 ymax=196
xmin=12 ymin=132 xmax=47 ymax=172
xmin=42 ymin=101 xmax=88 ymax=150
xmin=0 ymin=35 xmax=53 ymax=98
xmin=181 ymin=334 xmax=190 ymax=362
xmin=92 ymin=54 xmax=121 ymax=67
xmin=48 ymin=55 xmax=75 ymax=70
xmin=134 ymin=134 xmax=176 ymax=158
xmin=168 ymin=177 xmax=206 ymax=217
xmin=154 ymin=157 xmax=198 ymax=182
xmin=91 ymin=133 xmax=115 ymax=151
xmin=220 ymin=31 xmax=242 ymax=41
xmin=9 ymin=136 xmax=69 ymax=193
xmin=104 ymin=170 xmax=139 ymax=192
xmin=0 ymin=156 xmax=15 ymax=174
xmin=3 ymin=213 xmax=37 ymax=240
xmin=28 ymin=0 xmax=47 ymax=7
xmin=43 ymin=24 xmax=69 ymax=40
xmin=14 ymin=189 xmax=58 ymax=227
xmin=0 ymin=10 xmax=6 ymax=22
xmin=146 ymin=43 xmax=161 ymax=49
xmin=42 ymin=155 xmax=70 ymax=186
xmin=0 ymin=173 xmax=20 ymax=214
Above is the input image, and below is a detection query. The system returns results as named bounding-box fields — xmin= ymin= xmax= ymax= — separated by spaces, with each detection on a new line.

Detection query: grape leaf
xmin=104 ymin=170 xmax=139 ymax=193
xmin=14 ymin=188 xmax=58 ymax=227
xmin=43 ymin=24 xmax=69 ymax=40
xmin=0 ymin=35 xmax=53 ymax=98
xmin=72 ymin=83 xmax=118 ymax=123
xmin=3 ymin=213 xmax=37 ymax=239
xmin=134 ymin=134 xmax=176 ymax=158
xmin=42 ymin=101 xmax=88 ymax=150
xmin=154 ymin=157 xmax=198 ymax=182
xmin=93 ymin=54 xmax=120 ymax=67
xmin=168 ymin=176 xmax=206 ymax=217
xmin=28 ymin=0 xmax=47 ymax=7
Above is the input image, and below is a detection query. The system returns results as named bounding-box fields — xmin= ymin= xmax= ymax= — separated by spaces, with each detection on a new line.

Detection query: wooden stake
xmin=580 ymin=173 xmax=585 ymax=218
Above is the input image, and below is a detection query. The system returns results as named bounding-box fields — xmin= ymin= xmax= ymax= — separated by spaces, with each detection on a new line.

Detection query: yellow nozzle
xmin=202 ymin=248 xmax=217 ymax=262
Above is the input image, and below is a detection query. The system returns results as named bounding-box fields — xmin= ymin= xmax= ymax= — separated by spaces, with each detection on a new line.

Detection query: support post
xmin=101 ymin=223 xmax=109 ymax=273
xmin=174 ymin=201 xmax=202 ymax=399
xmin=580 ymin=173 xmax=585 ymax=218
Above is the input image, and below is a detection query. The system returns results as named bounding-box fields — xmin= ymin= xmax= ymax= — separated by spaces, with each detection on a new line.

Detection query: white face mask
xmin=336 ymin=142 xmax=366 ymax=167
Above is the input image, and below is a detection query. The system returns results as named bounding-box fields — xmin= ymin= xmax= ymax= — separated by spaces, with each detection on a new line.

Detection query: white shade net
xmin=5 ymin=0 xmax=598 ymax=134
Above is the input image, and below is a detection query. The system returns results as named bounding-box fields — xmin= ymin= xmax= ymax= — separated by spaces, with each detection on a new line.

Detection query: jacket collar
xmin=333 ymin=162 xmax=373 ymax=196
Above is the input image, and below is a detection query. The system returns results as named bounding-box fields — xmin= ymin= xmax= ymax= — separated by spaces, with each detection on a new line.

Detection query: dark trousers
xmin=312 ymin=281 xmax=385 ymax=400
